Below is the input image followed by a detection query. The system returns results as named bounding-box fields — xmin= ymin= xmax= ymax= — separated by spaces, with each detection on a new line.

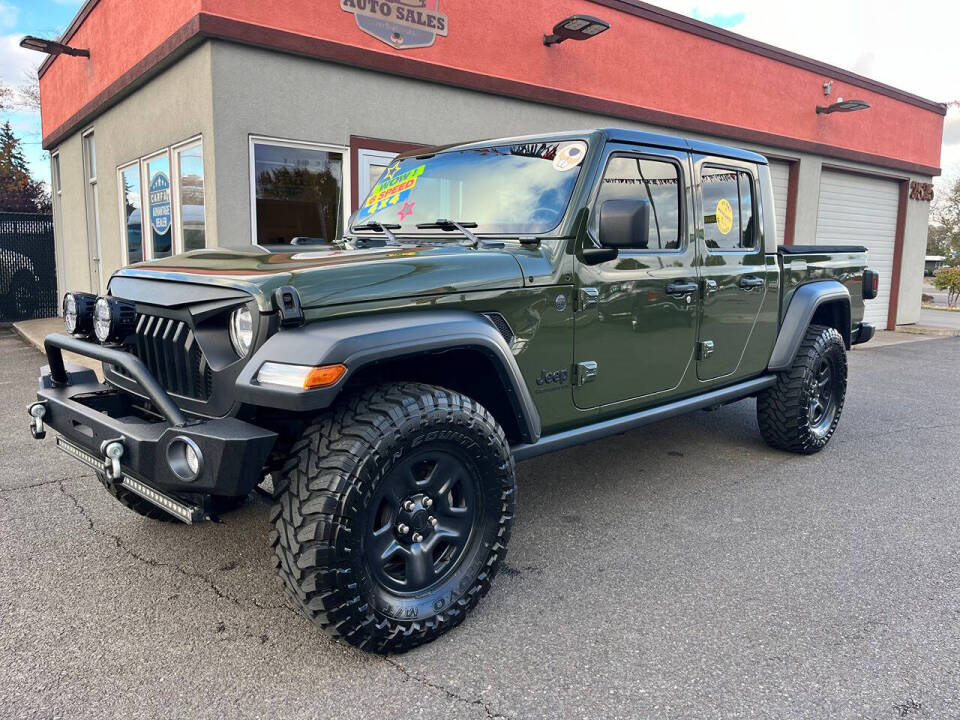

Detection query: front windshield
xmin=353 ymin=140 xmax=589 ymax=235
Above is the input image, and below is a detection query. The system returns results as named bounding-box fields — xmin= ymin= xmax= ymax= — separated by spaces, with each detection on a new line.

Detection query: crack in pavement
xmin=55 ymin=479 xmax=296 ymax=615
xmin=383 ymin=656 xmax=511 ymax=719
xmin=0 ymin=473 xmax=95 ymax=494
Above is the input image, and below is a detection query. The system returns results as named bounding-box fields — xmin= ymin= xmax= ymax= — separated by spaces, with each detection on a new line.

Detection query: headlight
xmin=63 ymin=292 xmax=96 ymax=335
xmin=93 ymin=297 xmax=136 ymax=343
xmin=229 ymin=307 xmax=254 ymax=357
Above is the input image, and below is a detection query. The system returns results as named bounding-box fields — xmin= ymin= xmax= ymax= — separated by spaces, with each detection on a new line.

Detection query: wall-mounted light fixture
xmin=19 ymin=35 xmax=90 ymax=58
xmin=544 ymin=15 xmax=610 ymax=46
xmin=816 ymin=99 xmax=871 ymax=114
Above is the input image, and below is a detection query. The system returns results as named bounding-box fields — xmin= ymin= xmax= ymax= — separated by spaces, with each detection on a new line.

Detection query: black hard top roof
xmin=397 ymin=128 xmax=768 ymax=165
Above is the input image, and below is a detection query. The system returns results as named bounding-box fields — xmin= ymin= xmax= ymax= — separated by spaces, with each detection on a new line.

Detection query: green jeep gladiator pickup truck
xmin=29 ymin=128 xmax=878 ymax=652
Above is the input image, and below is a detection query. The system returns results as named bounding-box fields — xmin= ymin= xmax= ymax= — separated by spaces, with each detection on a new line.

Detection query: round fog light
xmin=168 ymin=437 xmax=203 ymax=482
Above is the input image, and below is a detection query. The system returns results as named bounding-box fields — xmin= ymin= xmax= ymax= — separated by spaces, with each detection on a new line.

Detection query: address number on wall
xmin=909 ymin=181 xmax=934 ymax=202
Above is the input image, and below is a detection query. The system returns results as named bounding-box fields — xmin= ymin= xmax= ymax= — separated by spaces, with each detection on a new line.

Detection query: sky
xmin=0 ymin=0 xmax=957 ymax=193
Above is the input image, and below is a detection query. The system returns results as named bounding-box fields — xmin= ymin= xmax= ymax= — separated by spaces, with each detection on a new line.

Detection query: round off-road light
xmin=229 ymin=306 xmax=254 ymax=357
xmin=167 ymin=437 xmax=202 ymax=482
xmin=63 ymin=292 xmax=96 ymax=335
xmin=93 ymin=298 xmax=112 ymax=342
xmin=92 ymin=297 xmax=136 ymax=343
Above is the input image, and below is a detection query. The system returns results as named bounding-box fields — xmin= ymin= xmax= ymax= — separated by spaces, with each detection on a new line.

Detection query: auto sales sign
xmin=340 ymin=0 xmax=448 ymax=50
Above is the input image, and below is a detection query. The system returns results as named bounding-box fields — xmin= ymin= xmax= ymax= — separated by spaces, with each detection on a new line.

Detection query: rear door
xmin=573 ymin=144 xmax=698 ymax=409
xmin=694 ymin=156 xmax=769 ymax=380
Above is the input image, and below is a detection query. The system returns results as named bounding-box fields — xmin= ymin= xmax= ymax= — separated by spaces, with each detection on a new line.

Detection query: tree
xmin=0 ymin=78 xmax=11 ymax=113
xmin=930 ymin=174 xmax=960 ymax=266
xmin=0 ymin=121 xmax=51 ymax=213
xmin=932 ymin=266 xmax=960 ymax=307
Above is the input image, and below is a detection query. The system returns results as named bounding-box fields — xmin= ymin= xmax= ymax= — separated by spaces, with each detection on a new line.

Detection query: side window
xmin=701 ymin=166 xmax=756 ymax=250
xmin=597 ymin=155 xmax=682 ymax=250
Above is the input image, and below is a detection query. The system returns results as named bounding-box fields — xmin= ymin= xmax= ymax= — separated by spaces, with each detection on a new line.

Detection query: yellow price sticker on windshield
xmin=715 ymin=198 xmax=734 ymax=235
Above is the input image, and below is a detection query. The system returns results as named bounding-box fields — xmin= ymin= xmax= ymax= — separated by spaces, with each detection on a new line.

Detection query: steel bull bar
xmin=28 ymin=334 xmax=277 ymax=523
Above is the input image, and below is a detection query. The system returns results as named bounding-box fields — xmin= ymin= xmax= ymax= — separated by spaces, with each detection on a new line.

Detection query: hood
xmin=110 ymin=244 xmax=525 ymax=311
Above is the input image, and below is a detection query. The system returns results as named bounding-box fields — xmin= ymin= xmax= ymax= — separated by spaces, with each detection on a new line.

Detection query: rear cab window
xmin=701 ymin=166 xmax=757 ymax=251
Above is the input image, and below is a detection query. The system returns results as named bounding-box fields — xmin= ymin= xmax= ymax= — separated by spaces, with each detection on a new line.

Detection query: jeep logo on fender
xmin=536 ymin=369 xmax=569 ymax=387
xmin=340 ymin=0 xmax=449 ymax=50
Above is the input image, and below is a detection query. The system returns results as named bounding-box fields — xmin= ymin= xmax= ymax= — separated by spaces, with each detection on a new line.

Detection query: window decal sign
xmin=715 ymin=198 xmax=734 ymax=235
xmin=149 ymin=171 xmax=172 ymax=235
xmin=553 ymin=141 xmax=587 ymax=172
xmin=340 ymin=0 xmax=448 ymax=50
xmin=359 ymin=163 xmax=425 ymax=219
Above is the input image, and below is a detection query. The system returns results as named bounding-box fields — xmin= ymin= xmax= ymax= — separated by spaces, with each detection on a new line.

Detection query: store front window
xmin=251 ymin=138 xmax=347 ymax=246
xmin=119 ymin=164 xmax=143 ymax=264
xmin=176 ymin=142 xmax=205 ymax=252
xmin=117 ymin=137 xmax=206 ymax=264
xmin=146 ymin=154 xmax=173 ymax=258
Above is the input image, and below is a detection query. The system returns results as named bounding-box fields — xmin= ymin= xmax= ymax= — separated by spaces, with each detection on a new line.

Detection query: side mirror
xmin=599 ymin=199 xmax=651 ymax=250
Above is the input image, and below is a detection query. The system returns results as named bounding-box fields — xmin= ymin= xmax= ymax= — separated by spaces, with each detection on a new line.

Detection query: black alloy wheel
xmin=365 ymin=448 xmax=480 ymax=596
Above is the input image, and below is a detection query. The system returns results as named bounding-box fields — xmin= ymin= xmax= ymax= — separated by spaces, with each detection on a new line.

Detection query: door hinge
xmin=579 ymin=287 xmax=599 ymax=312
xmin=574 ymin=360 xmax=598 ymax=386
xmin=698 ymin=340 xmax=715 ymax=361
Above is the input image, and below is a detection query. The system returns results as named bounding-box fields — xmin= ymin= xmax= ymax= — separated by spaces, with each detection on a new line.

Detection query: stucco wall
xmin=51 ymin=44 xmax=216 ymax=294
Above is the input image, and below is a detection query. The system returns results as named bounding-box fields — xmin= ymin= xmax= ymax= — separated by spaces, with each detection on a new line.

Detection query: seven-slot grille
xmin=117 ymin=314 xmax=213 ymax=401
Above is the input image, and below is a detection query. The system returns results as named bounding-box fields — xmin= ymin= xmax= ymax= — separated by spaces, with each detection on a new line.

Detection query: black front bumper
xmin=32 ymin=334 xmax=276 ymax=500
xmin=851 ymin=322 xmax=876 ymax=345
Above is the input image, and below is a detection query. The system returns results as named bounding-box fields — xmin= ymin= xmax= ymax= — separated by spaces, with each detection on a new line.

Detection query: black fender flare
xmin=235 ymin=310 xmax=542 ymax=443
xmin=768 ymin=280 xmax=851 ymax=372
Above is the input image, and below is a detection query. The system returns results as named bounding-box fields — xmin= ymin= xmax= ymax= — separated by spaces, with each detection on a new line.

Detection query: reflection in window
xmin=355 ymin=142 xmax=586 ymax=235
xmin=176 ymin=144 xmax=205 ymax=252
xmin=254 ymin=142 xmax=344 ymax=246
xmin=120 ymin=165 xmax=143 ymax=264
xmin=146 ymin=155 xmax=172 ymax=258
xmin=702 ymin=167 xmax=755 ymax=250
xmin=597 ymin=156 xmax=682 ymax=249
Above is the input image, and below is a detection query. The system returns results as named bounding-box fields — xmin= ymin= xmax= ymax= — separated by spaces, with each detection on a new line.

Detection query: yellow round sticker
xmin=715 ymin=198 xmax=734 ymax=235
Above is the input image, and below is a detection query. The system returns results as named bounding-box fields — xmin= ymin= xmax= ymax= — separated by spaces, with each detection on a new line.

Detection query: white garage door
xmin=816 ymin=170 xmax=899 ymax=328
xmin=769 ymin=160 xmax=791 ymax=245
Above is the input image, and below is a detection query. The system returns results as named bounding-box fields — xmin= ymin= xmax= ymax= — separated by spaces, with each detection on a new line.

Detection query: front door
xmin=694 ymin=158 xmax=768 ymax=380
xmin=573 ymin=145 xmax=699 ymax=409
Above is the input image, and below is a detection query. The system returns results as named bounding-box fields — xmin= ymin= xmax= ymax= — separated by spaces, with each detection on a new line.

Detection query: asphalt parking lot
xmin=1 ymin=327 xmax=958 ymax=719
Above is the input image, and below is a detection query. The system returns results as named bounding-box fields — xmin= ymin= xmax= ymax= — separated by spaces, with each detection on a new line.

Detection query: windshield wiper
xmin=415 ymin=219 xmax=503 ymax=249
xmin=352 ymin=222 xmax=402 ymax=245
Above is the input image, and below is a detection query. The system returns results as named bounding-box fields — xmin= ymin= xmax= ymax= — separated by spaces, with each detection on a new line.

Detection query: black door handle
xmin=738 ymin=276 xmax=765 ymax=290
xmin=666 ymin=281 xmax=698 ymax=296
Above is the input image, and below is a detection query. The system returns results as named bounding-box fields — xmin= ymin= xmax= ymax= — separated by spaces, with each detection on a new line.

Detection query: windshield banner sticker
xmin=553 ymin=141 xmax=587 ymax=172
xmin=340 ymin=0 xmax=448 ymax=50
xmin=359 ymin=164 xmax=426 ymax=219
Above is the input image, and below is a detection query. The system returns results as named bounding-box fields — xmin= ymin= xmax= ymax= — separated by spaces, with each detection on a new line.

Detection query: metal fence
xmin=0 ymin=212 xmax=58 ymax=322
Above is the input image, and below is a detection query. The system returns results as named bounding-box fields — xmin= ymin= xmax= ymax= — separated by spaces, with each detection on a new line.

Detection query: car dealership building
xmin=38 ymin=0 xmax=945 ymax=329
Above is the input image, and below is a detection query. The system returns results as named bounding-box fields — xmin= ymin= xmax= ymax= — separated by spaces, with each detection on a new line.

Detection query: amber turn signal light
xmin=303 ymin=364 xmax=348 ymax=389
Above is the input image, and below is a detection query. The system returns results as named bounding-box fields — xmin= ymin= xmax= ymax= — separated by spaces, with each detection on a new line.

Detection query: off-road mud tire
xmin=270 ymin=383 xmax=516 ymax=653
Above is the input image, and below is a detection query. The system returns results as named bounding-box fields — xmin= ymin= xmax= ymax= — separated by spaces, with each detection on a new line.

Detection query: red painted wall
xmin=40 ymin=0 xmax=201 ymax=138
xmin=40 ymin=0 xmax=944 ymax=171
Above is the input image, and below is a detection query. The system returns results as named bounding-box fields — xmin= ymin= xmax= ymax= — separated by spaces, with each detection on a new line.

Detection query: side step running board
xmin=511 ymin=375 xmax=776 ymax=462
xmin=55 ymin=436 xmax=204 ymax=524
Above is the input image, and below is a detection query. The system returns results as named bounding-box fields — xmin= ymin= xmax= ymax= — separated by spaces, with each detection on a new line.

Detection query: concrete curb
xmin=895 ymin=324 xmax=960 ymax=338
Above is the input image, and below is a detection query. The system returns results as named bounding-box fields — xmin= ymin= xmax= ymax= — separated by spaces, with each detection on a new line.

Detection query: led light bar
xmin=121 ymin=477 xmax=203 ymax=524
xmin=56 ymin=435 xmax=107 ymax=473
xmin=55 ymin=436 xmax=203 ymax=524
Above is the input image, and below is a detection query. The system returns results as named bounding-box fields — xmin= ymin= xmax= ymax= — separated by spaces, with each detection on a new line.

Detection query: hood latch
xmin=274 ymin=285 xmax=304 ymax=327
